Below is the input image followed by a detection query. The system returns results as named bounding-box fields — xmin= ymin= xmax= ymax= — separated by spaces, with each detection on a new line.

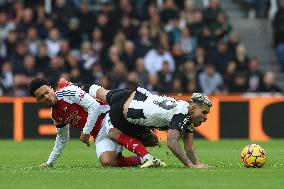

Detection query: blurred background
xmin=0 ymin=0 xmax=284 ymax=140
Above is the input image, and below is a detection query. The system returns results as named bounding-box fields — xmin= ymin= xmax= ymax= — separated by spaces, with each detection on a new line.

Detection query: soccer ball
xmin=240 ymin=144 xmax=267 ymax=168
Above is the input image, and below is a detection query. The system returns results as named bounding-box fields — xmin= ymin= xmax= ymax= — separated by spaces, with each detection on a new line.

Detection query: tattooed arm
xmin=167 ymin=129 xmax=195 ymax=168
xmin=183 ymin=132 xmax=200 ymax=165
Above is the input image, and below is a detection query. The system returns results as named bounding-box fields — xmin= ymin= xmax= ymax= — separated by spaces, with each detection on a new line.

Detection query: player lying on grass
xmin=28 ymin=78 xmax=165 ymax=168
xmin=79 ymin=83 xmax=212 ymax=168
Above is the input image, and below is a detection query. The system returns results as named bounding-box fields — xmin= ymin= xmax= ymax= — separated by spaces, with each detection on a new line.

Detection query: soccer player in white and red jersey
xmin=28 ymin=77 xmax=165 ymax=168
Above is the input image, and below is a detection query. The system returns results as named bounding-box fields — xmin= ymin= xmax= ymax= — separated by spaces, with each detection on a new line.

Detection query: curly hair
xmin=189 ymin=93 xmax=212 ymax=107
xmin=28 ymin=77 xmax=49 ymax=97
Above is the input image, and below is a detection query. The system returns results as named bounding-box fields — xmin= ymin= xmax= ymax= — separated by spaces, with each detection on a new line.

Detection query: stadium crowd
xmin=0 ymin=0 xmax=282 ymax=96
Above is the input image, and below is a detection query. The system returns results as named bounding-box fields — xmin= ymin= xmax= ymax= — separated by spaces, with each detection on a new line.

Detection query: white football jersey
xmin=126 ymin=87 xmax=193 ymax=133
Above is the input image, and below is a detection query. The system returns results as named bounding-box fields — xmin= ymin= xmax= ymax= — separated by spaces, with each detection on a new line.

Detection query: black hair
xmin=28 ymin=77 xmax=49 ymax=97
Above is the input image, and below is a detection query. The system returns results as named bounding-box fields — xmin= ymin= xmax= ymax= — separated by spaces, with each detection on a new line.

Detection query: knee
xmin=100 ymin=158 xmax=116 ymax=167
xmin=143 ymin=135 xmax=159 ymax=147
xmin=107 ymin=128 xmax=122 ymax=141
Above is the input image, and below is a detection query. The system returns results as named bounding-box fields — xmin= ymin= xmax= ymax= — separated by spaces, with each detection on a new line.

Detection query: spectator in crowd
xmin=101 ymin=45 xmax=121 ymax=72
xmin=165 ymin=15 xmax=182 ymax=44
xmin=180 ymin=61 xmax=198 ymax=91
xmin=193 ymin=46 xmax=207 ymax=72
xmin=134 ymin=57 xmax=148 ymax=88
xmin=76 ymin=0 xmax=93 ymax=40
xmin=188 ymin=10 xmax=205 ymax=38
xmin=257 ymin=71 xmax=282 ymax=92
xmin=227 ymin=32 xmax=240 ymax=55
xmin=198 ymin=62 xmax=224 ymax=95
xmin=0 ymin=60 xmax=13 ymax=95
xmin=181 ymin=0 xmax=196 ymax=25
xmin=113 ymin=30 xmax=127 ymax=54
xmin=17 ymin=8 xmax=34 ymax=38
xmin=57 ymin=39 xmax=71 ymax=61
xmin=198 ymin=26 xmax=216 ymax=51
xmin=79 ymin=41 xmax=97 ymax=70
xmin=96 ymin=13 xmax=113 ymax=48
xmin=273 ymin=0 xmax=284 ymax=70
xmin=210 ymin=11 xmax=232 ymax=40
xmin=171 ymin=42 xmax=187 ymax=68
xmin=147 ymin=7 xmax=163 ymax=40
xmin=26 ymin=27 xmax=40 ymax=56
xmin=51 ymin=0 xmax=76 ymax=33
xmin=223 ymin=60 xmax=237 ymax=90
xmin=210 ymin=40 xmax=233 ymax=73
xmin=121 ymin=40 xmax=137 ymax=71
xmin=229 ymin=71 xmax=248 ymax=93
xmin=170 ymin=76 xmax=183 ymax=93
xmin=35 ymin=42 xmax=50 ymax=73
xmin=119 ymin=15 xmax=138 ymax=41
xmin=91 ymin=27 xmax=104 ymax=61
xmin=14 ymin=54 xmax=39 ymax=96
xmin=160 ymin=0 xmax=179 ymax=24
xmin=5 ymin=30 xmax=18 ymax=60
xmin=246 ymin=57 xmax=263 ymax=92
xmin=134 ymin=24 xmax=152 ymax=57
xmin=180 ymin=26 xmax=197 ymax=60
xmin=45 ymin=56 xmax=67 ymax=86
xmin=45 ymin=27 xmax=62 ymax=58
xmin=203 ymin=0 xmax=223 ymax=25
xmin=234 ymin=43 xmax=250 ymax=71
xmin=158 ymin=60 xmax=174 ymax=92
xmin=0 ymin=11 xmax=15 ymax=41
xmin=145 ymin=73 xmax=161 ymax=94
xmin=66 ymin=17 xmax=81 ymax=50
xmin=108 ymin=62 xmax=128 ymax=89
xmin=144 ymin=42 xmax=175 ymax=74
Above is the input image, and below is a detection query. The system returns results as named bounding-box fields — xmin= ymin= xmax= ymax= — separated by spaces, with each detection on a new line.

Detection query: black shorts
xmin=106 ymin=89 xmax=152 ymax=142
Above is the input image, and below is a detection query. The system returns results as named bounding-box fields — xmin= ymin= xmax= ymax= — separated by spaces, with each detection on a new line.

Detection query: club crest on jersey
xmin=65 ymin=110 xmax=81 ymax=125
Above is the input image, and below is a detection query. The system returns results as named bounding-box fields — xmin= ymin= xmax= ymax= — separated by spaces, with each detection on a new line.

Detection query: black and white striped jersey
xmin=126 ymin=87 xmax=194 ymax=133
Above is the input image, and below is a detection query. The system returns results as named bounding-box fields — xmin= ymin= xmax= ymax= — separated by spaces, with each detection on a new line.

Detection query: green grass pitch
xmin=0 ymin=139 xmax=283 ymax=189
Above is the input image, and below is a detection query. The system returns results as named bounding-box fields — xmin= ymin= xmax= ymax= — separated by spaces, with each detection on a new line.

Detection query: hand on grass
xmin=80 ymin=133 xmax=90 ymax=147
xmin=193 ymin=164 xmax=210 ymax=168
xmin=39 ymin=162 xmax=52 ymax=168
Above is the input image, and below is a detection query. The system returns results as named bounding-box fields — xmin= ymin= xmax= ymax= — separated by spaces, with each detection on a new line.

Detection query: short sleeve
xmin=169 ymin=113 xmax=187 ymax=134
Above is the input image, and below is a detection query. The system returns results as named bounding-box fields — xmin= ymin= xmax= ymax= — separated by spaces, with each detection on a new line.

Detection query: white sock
xmin=142 ymin=154 xmax=153 ymax=163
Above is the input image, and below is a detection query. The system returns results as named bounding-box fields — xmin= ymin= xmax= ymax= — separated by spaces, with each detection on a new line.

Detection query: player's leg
xmin=104 ymin=113 xmax=165 ymax=168
xmin=96 ymin=138 xmax=141 ymax=167
xmin=78 ymin=83 xmax=110 ymax=103
xmin=107 ymin=124 xmax=166 ymax=168
xmin=105 ymin=113 xmax=153 ymax=161
xmin=142 ymin=130 xmax=159 ymax=147
xmin=108 ymin=127 xmax=152 ymax=159
xmin=96 ymin=114 xmax=142 ymax=167
xmin=99 ymin=151 xmax=120 ymax=167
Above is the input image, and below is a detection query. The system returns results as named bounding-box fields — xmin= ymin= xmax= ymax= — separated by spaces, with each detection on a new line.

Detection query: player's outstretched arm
xmin=183 ymin=132 xmax=209 ymax=168
xmin=39 ymin=162 xmax=52 ymax=168
xmin=167 ymin=129 xmax=195 ymax=168
xmin=183 ymin=132 xmax=200 ymax=165
xmin=40 ymin=125 xmax=69 ymax=168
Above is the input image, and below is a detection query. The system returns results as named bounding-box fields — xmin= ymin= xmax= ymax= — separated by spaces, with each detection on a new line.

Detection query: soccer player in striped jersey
xmin=28 ymin=78 xmax=165 ymax=168
xmin=82 ymin=84 xmax=212 ymax=168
